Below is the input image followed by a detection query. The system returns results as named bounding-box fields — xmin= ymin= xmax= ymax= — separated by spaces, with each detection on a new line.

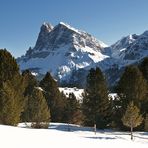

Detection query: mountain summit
xmin=18 ymin=22 xmax=109 ymax=82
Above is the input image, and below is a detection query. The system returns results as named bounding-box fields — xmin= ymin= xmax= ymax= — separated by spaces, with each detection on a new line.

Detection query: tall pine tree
xmin=40 ymin=72 xmax=66 ymax=122
xmin=21 ymin=70 xmax=38 ymax=122
xmin=64 ymin=93 xmax=82 ymax=124
xmin=139 ymin=57 xmax=148 ymax=124
xmin=0 ymin=49 xmax=25 ymax=125
xmin=27 ymin=88 xmax=50 ymax=128
xmin=116 ymin=65 xmax=147 ymax=129
xmin=82 ymin=67 xmax=110 ymax=129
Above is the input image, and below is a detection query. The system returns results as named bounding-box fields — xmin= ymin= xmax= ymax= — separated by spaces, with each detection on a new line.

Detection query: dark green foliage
xmin=0 ymin=82 xmax=20 ymax=125
xmin=117 ymin=66 xmax=147 ymax=107
xmin=0 ymin=49 xmax=25 ymax=125
xmin=64 ymin=93 xmax=82 ymax=124
xmin=139 ymin=57 xmax=148 ymax=83
xmin=139 ymin=57 xmax=148 ymax=118
xmin=22 ymin=69 xmax=38 ymax=96
xmin=27 ymin=88 xmax=50 ymax=128
xmin=21 ymin=70 xmax=38 ymax=121
xmin=115 ymin=65 xmax=147 ymax=129
xmin=82 ymin=67 xmax=110 ymax=129
xmin=122 ymin=101 xmax=143 ymax=140
xmin=40 ymin=72 xmax=66 ymax=122
xmin=0 ymin=74 xmax=25 ymax=125
xmin=0 ymin=49 xmax=19 ymax=86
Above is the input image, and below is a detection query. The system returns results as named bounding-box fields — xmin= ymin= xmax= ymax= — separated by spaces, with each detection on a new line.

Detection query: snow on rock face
xmin=111 ymin=34 xmax=139 ymax=59
xmin=18 ymin=22 xmax=109 ymax=81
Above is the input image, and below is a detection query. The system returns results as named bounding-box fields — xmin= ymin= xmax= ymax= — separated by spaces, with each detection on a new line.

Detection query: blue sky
xmin=0 ymin=0 xmax=148 ymax=57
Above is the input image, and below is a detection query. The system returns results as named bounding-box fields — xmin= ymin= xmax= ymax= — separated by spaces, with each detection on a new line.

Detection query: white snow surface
xmin=0 ymin=123 xmax=147 ymax=148
xmin=59 ymin=87 xmax=84 ymax=100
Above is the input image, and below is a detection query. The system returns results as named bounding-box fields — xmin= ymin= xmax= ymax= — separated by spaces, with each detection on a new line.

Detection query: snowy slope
xmin=110 ymin=31 xmax=148 ymax=66
xmin=0 ymin=123 xmax=147 ymax=148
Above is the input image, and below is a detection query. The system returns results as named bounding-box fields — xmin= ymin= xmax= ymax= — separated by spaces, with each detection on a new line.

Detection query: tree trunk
xmin=131 ymin=124 xmax=133 ymax=140
xmin=94 ymin=124 xmax=96 ymax=135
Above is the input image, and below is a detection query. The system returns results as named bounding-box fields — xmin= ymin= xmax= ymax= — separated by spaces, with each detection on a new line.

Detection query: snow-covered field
xmin=0 ymin=123 xmax=147 ymax=148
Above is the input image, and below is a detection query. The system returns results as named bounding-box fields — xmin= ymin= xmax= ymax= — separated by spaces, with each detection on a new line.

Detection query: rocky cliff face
xmin=18 ymin=22 xmax=109 ymax=83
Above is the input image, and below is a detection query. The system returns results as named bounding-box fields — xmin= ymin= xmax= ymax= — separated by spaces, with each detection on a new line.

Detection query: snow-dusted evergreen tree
xmin=82 ymin=67 xmax=110 ymax=129
xmin=122 ymin=101 xmax=143 ymax=140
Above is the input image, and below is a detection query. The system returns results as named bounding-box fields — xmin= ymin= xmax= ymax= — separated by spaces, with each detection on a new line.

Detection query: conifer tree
xmin=122 ymin=102 xmax=143 ymax=140
xmin=115 ymin=65 xmax=147 ymax=128
xmin=0 ymin=49 xmax=19 ymax=86
xmin=40 ymin=72 xmax=66 ymax=122
xmin=22 ymin=69 xmax=38 ymax=96
xmin=82 ymin=67 xmax=110 ymax=129
xmin=64 ymin=93 xmax=82 ymax=124
xmin=0 ymin=49 xmax=25 ymax=125
xmin=27 ymin=88 xmax=50 ymax=128
xmin=21 ymin=70 xmax=38 ymax=121
xmin=139 ymin=58 xmax=148 ymax=122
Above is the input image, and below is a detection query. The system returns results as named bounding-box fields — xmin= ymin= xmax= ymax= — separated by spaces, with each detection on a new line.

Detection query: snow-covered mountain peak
xmin=18 ymin=22 xmax=109 ymax=81
xmin=110 ymin=34 xmax=139 ymax=59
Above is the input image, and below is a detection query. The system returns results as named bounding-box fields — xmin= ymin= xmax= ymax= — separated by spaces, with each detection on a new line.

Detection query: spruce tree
xmin=21 ymin=70 xmax=38 ymax=121
xmin=0 ymin=49 xmax=25 ymax=125
xmin=40 ymin=72 xmax=66 ymax=122
xmin=116 ymin=65 xmax=147 ymax=129
xmin=64 ymin=93 xmax=82 ymax=124
xmin=82 ymin=67 xmax=110 ymax=129
xmin=22 ymin=69 xmax=38 ymax=96
xmin=122 ymin=101 xmax=143 ymax=140
xmin=0 ymin=49 xmax=19 ymax=85
xmin=27 ymin=88 xmax=50 ymax=128
xmin=139 ymin=57 xmax=148 ymax=122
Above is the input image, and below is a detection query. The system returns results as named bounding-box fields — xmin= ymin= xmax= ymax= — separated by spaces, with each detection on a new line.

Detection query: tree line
xmin=0 ymin=49 xmax=148 ymax=132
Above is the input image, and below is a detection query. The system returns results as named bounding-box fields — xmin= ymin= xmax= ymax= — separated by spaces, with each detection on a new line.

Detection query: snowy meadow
xmin=0 ymin=123 xmax=147 ymax=148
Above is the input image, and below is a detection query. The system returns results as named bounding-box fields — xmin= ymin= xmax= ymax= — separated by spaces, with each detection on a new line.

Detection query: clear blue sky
xmin=0 ymin=0 xmax=148 ymax=57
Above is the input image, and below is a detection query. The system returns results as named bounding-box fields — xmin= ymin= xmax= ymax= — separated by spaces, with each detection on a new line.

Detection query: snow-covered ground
xmin=59 ymin=87 xmax=84 ymax=100
xmin=59 ymin=87 xmax=117 ymax=101
xmin=0 ymin=123 xmax=147 ymax=148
